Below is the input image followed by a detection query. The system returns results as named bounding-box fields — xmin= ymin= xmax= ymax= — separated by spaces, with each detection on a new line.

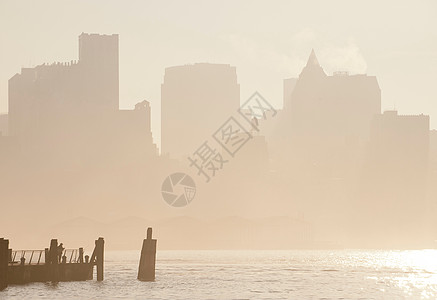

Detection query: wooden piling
xmin=0 ymin=238 xmax=9 ymax=291
xmin=79 ymin=248 xmax=84 ymax=263
xmin=49 ymin=239 xmax=59 ymax=282
xmin=137 ymin=227 xmax=157 ymax=281
xmin=95 ymin=238 xmax=104 ymax=281
xmin=85 ymin=254 xmax=92 ymax=280
xmin=19 ymin=257 xmax=27 ymax=283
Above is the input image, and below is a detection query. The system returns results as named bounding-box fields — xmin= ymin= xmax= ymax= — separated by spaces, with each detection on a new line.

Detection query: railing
xmin=9 ymin=250 xmax=45 ymax=265
xmin=9 ymin=249 xmax=81 ymax=265
xmin=63 ymin=249 xmax=81 ymax=264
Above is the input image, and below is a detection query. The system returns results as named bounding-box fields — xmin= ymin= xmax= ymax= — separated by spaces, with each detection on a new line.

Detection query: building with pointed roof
xmin=284 ymin=50 xmax=381 ymax=166
xmin=298 ymin=49 xmax=326 ymax=79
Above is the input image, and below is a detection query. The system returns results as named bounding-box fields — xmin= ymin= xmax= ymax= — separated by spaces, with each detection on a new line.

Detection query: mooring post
xmin=137 ymin=227 xmax=157 ymax=281
xmin=19 ymin=257 xmax=26 ymax=283
xmin=44 ymin=248 xmax=49 ymax=265
xmin=0 ymin=238 xmax=9 ymax=291
xmin=49 ymin=239 xmax=59 ymax=282
xmin=95 ymin=237 xmax=104 ymax=281
xmin=85 ymin=254 xmax=92 ymax=280
xmin=44 ymin=247 xmax=49 ymax=281
xmin=79 ymin=248 xmax=84 ymax=263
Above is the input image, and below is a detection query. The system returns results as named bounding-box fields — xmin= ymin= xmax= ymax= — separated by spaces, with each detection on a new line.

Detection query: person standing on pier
xmin=57 ymin=243 xmax=64 ymax=263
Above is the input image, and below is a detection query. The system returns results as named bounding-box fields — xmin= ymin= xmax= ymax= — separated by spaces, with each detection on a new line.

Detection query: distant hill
xmin=5 ymin=214 xmax=323 ymax=251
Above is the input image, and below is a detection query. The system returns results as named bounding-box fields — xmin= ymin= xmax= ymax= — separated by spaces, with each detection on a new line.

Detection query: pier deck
xmin=1 ymin=237 xmax=104 ymax=288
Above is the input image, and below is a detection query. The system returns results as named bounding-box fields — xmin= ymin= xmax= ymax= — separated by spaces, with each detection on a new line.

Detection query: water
xmin=2 ymin=250 xmax=437 ymax=299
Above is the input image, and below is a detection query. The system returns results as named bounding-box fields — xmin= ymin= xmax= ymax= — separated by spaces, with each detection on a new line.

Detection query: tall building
xmin=0 ymin=114 xmax=16 ymax=165
xmin=430 ymin=130 xmax=437 ymax=166
xmin=369 ymin=110 xmax=429 ymax=172
xmin=8 ymin=33 xmax=119 ymax=140
xmin=6 ymin=33 xmax=156 ymax=166
xmin=161 ymin=63 xmax=240 ymax=158
xmin=281 ymin=49 xmax=381 ymax=169
xmin=290 ymin=50 xmax=380 ymax=146
xmin=78 ymin=33 xmax=119 ymax=111
xmin=0 ymin=114 xmax=7 ymax=136
xmin=363 ymin=110 xmax=430 ymax=224
xmin=283 ymin=77 xmax=297 ymax=110
xmin=429 ymin=129 xmax=437 ymax=206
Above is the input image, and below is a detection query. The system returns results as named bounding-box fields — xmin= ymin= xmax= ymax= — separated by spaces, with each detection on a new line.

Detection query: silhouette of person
xmin=57 ymin=243 xmax=65 ymax=263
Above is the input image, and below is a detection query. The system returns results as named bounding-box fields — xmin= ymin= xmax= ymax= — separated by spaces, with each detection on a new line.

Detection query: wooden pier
xmin=0 ymin=237 xmax=104 ymax=287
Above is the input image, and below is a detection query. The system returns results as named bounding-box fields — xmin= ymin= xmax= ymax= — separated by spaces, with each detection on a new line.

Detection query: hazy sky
xmin=1 ymin=0 xmax=436 ymax=146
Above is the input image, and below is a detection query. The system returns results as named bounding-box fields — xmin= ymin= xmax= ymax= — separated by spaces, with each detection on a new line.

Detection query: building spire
xmin=306 ymin=49 xmax=320 ymax=67
xmin=298 ymin=49 xmax=326 ymax=79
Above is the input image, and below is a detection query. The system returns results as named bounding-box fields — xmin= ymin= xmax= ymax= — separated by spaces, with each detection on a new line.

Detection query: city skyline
xmin=1 ymin=31 xmax=435 ymax=250
xmin=1 ymin=34 xmax=435 ymax=149
xmin=1 ymin=0 xmax=437 ymax=149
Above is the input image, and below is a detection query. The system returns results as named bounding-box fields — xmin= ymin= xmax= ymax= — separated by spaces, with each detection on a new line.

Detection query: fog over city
xmin=0 ymin=0 xmax=436 ymax=252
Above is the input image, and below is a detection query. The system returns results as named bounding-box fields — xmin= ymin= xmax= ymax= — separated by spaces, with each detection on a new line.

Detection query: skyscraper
xmin=369 ymin=110 xmax=429 ymax=172
xmin=161 ymin=63 xmax=240 ymax=159
xmin=285 ymin=49 xmax=381 ymax=168
xmin=8 ymin=33 xmax=119 ymax=140
xmin=290 ymin=50 xmax=380 ymax=145
xmin=78 ymin=33 xmax=119 ymax=111
xmin=7 ymin=33 xmax=156 ymax=166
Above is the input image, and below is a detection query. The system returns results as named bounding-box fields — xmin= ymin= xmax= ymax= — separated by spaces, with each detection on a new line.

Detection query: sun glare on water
xmin=363 ymin=250 xmax=437 ymax=298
